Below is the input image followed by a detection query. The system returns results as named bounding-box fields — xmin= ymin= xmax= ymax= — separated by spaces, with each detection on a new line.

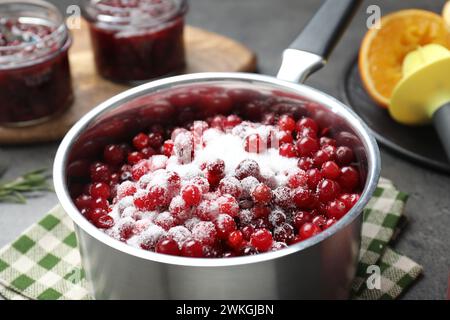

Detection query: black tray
xmin=340 ymin=56 xmax=450 ymax=174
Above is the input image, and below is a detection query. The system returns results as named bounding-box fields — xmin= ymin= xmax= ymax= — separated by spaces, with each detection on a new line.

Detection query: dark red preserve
xmin=83 ymin=0 xmax=188 ymax=83
xmin=0 ymin=0 xmax=73 ymax=126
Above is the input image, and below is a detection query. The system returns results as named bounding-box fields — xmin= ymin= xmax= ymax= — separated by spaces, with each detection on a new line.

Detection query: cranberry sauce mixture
xmin=71 ymin=86 xmax=363 ymax=259
xmin=86 ymin=0 xmax=186 ymax=82
xmin=0 ymin=18 xmax=72 ymax=125
xmin=0 ymin=19 xmax=54 ymax=48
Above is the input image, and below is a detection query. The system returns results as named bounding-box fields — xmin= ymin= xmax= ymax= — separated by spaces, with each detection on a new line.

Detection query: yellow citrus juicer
xmin=389 ymin=44 xmax=450 ymax=161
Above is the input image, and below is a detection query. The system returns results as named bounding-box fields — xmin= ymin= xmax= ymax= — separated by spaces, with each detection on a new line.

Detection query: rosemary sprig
xmin=0 ymin=169 xmax=52 ymax=204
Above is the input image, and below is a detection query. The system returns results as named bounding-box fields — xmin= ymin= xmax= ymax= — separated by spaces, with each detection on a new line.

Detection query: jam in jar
xmin=0 ymin=0 xmax=73 ymax=126
xmin=83 ymin=0 xmax=188 ymax=83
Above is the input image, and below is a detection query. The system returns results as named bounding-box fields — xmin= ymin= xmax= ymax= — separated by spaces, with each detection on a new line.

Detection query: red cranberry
xmin=141 ymin=147 xmax=156 ymax=158
xmin=240 ymin=245 xmax=259 ymax=256
xmin=75 ymin=194 xmax=92 ymax=210
xmin=181 ymin=184 xmax=202 ymax=206
xmin=293 ymin=211 xmax=313 ymax=230
xmin=338 ymin=166 xmax=359 ymax=190
xmin=194 ymin=200 xmax=213 ymax=221
xmin=313 ymin=150 xmax=331 ymax=167
xmin=296 ymin=117 xmax=318 ymax=133
xmin=148 ymin=132 xmax=164 ymax=148
xmin=163 ymin=140 xmax=174 ymax=157
xmin=181 ymin=239 xmax=204 ymax=257
xmin=320 ymin=137 xmax=336 ymax=147
xmin=252 ymin=205 xmax=270 ymax=219
xmin=92 ymin=197 xmax=109 ymax=210
xmin=109 ymin=173 xmax=120 ymax=186
xmin=241 ymin=225 xmax=255 ymax=241
xmin=90 ymin=163 xmax=111 ymax=183
xmin=306 ymin=168 xmax=323 ymax=189
xmin=299 ymin=223 xmax=321 ymax=240
xmin=224 ymin=114 xmax=242 ymax=128
xmin=326 ymin=200 xmax=348 ymax=219
xmin=218 ymin=176 xmax=242 ymax=198
xmin=287 ymin=170 xmax=307 ymax=188
xmin=321 ymin=161 xmax=340 ymax=180
xmin=317 ymin=179 xmax=340 ymax=202
xmin=268 ymin=209 xmax=286 ymax=227
xmin=192 ymin=221 xmax=217 ymax=246
xmin=88 ymin=208 xmax=106 ymax=222
xmin=298 ymin=127 xmax=317 ymax=139
xmin=132 ymin=132 xmax=150 ymax=150
xmin=210 ymin=115 xmax=226 ymax=130
xmin=322 ymin=144 xmax=337 ymax=159
xmin=203 ymin=246 xmax=223 ymax=258
xmin=103 ymin=144 xmax=125 ymax=165
xmin=250 ymin=229 xmax=273 ymax=252
xmin=251 ymin=183 xmax=272 ymax=205
xmin=336 ymin=146 xmax=354 ymax=166
xmin=218 ymin=195 xmax=239 ymax=217
xmin=272 ymin=186 xmax=291 ymax=208
xmin=214 ymin=214 xmax=237 ymax=239
xmin=235 ymin=159 xmax=260 ymax=180
xmin=296 ymin=137 xmax=319 ymax=157
xmin=339 ymin=193 xmax=360 ymax=208
xmin=273 ymin=223 xmax=294 ymax=243
xmin=156 ymin=238 xmax=180 ymax=256
xmin=298 ymin=158 xmax=314 ymax=170
xmin=89 ymin=182 xmax=111 ymax=199
xmin=279 ymin=143 xmax=298 ymax=158
xmin=206 ymin=159 xmax=225 ymax=175
xmin=244 ymin=133 xmax=266 ymax=154
xmin=127 ymin=151 xmax=144 ymax=165
xmin=312 ymin=215 xmax=327 ymax=228
xmin=278 ymin=115 xmax=296 ymax=132
xmin=262 ymin=112 xmax=276 ymax=125
xmin=135 ymin=186 xmax=168 ymax=211
xmin=131 ymin=159 xmax=151 ymax=181
xmin=278 ymin=130 xmax=294 ymax=145
xmin=206 ymin=171 xmax=223 ymax=189
xmin=94 ymin=215 xmax=114 ymax=229
xmin=190 ymin=176 xmax=209 ymax=194
xmin=293 ymin=187 xmax=314 ymax=209
xmin=227 ymin=230 xmax=244 ymax=249
xmin=154 ymin=212 xmax=177 ymax=231
xmin=291 ymin=235 xmax=302 ymax=244
xmin=324 ymin=218 xmax=336 ymax=229
xmin=252 ymin=217 xmax=270 ymax=230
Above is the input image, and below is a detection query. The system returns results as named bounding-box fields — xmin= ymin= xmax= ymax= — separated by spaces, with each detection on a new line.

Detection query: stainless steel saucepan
xmin=54 ymin=0 xmax=380 ymax=299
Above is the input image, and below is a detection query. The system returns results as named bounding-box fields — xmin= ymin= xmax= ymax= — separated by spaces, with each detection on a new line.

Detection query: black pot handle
xmin=277 ymin=0 xmax=362 ymax=83
xmin=289 ymin=0 xmax=362 ymax=59
xmin=432 ymin=103 xmax=450 ymax=162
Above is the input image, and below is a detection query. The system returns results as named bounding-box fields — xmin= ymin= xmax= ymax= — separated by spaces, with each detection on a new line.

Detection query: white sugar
xmin=167 ymin=125 xmax=298 ymax=186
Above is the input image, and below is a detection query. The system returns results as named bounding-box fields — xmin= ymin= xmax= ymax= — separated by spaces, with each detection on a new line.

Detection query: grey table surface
xmin=0 ymin=0 xmax=449 ymax=300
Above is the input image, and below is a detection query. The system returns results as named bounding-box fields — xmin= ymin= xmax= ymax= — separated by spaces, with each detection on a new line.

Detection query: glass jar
xmin=82 ymin=0 xmax=188 ymax=83
xmin=0 ymin=0 xmax=73 ymax=126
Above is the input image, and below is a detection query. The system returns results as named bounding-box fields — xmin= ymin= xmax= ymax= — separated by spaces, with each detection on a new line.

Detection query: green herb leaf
xmin=0 ymin=168 xmax=52 ymax=204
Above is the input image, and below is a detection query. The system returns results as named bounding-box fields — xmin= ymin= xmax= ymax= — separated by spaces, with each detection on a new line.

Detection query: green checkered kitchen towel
xmin=0 ymin=177 xmax=422 ymax=300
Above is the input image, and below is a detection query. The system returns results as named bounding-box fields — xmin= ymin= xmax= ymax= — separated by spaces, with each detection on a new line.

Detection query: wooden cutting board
xmin=0 ymin=20 xmax=257 ymax=145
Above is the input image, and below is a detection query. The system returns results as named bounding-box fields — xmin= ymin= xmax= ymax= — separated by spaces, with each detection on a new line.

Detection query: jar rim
xmin=0 ymin=0 xmax=69 ymax=69
xmin=82 ymin=0 xmax=188 ymax=30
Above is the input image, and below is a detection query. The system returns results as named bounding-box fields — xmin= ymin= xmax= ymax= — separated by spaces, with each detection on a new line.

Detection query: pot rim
xmin=53 ymin=72 xmax=381 ymax=267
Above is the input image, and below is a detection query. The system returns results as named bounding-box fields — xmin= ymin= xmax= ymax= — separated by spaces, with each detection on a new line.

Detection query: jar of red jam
xmin=83 ymin=0 xmax=188 ymax=83
xmin=0 ymin=0 xmax=73 ymax=126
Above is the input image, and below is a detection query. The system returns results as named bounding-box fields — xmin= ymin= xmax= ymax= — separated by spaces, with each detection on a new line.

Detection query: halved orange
xmin=359 ymin=9 xmax=450 ymax=108
xmin=443 ymin=1 xmax=450 ymax=27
